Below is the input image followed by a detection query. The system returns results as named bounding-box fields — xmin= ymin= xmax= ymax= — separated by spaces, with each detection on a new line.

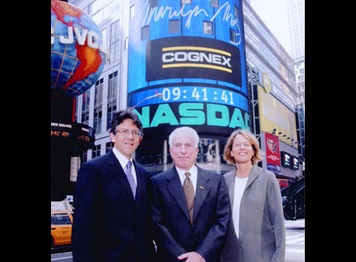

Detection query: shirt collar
xmin=112 ymin=147 xmax=132 ymax=169
xmin=176 ymin=165 xmax=197 ymax=180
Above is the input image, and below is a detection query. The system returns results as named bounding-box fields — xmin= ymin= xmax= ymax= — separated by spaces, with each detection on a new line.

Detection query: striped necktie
xmin=125 ymin=160 xmax=136 ymax=198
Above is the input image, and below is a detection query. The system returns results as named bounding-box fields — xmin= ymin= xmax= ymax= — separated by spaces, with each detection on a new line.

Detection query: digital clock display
xmin=51 ymin=122 xmax=96 ymax=148
xmin=129 ymin=86 xmax=249 ymax=111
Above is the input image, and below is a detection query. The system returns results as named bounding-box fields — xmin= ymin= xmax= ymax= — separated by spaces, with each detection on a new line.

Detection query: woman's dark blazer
xmin=71 ymin=150 xmax=156 ymax=262
xmin=151 ymin=165 xmax=230 ymax=262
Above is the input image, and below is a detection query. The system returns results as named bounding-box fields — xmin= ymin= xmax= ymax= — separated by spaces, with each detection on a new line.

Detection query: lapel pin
xmin=199 ymin=186 xmax=205 ymax=190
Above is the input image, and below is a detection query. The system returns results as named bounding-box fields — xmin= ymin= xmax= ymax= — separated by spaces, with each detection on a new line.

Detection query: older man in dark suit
xmin=71 ymin=109 xmax=156 ymax=262
xmin=151 ymin=126 xmax=230 ymax=262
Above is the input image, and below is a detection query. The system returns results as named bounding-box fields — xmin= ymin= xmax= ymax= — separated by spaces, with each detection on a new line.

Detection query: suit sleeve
xmin=71 ymin=162 xmax=101 ymax=262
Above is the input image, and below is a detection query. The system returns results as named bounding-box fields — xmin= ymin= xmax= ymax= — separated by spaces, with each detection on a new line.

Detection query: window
xmin=82 ymin=150 xmax=88 ymax=163
xmin=107 ymin=71 xmax=118 ymax=130
xmin=125 ymin=37 xmax=128 ymax=50
xmin=169 ymin=20 xmax=180 ymax=34
xmin=234 ymin=5 xmax=239 ymax=19
xmin=130 ymin=4 xmax=135 ymax=19
xmin=203 ymin=21 xmax=213 ymax=35
xmin=150 ymin=0 xmax=158 ymax=7
xmin=82 ymin=89 xmax=90 ymax=111
xmin=107 ymin=100 xmax=117 ymax=131
xmin=230 ymin=29 xmax=236 ymax=43
xmin=81 ymin=89 xmax=90 ymax=126
xmin=108 ymin=71 xmax=118 ymax=100
xmin=92 ymin=144 xmax=101 ymax=159
xmin=110 ymin=19 xmax=121 ymax=63
xmin=93 ymin=106 xmax=102 ymax=134
xmin=94 ymin=79 xmax=104 ymax=134
xmin=94 ymin=79 xmax=104 ymax=106
xmin=106 ymin=142 xmax=113 ymax=154
xmin=141 ymin=25 xmax=150 ymax=40
xmin=197 ymin=139 xmax=220 ymax=164
xmin=210 ymin=0 xmax=218 ymax=8
xmin=51 ymin=213 xmax=72 ymax=225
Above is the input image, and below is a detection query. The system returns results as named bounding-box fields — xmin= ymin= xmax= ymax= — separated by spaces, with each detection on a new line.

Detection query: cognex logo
xmin=146 ymin=37 xmax=242 ymax=86
xmin=162 ymin=47 xmax=232 ymax=72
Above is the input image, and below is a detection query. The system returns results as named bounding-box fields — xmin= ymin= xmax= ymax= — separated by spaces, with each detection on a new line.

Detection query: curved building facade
xmin=127 ymin=0 xmax=248 ymax=174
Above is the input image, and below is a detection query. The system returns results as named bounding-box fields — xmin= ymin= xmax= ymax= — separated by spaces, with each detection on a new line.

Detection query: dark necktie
xmin=125 ymin=160 xmax=136 ymax=198
xmin=183 ymin=172 xmax=194 ymax=224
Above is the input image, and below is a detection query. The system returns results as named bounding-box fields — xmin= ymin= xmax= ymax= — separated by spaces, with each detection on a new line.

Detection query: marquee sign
xmin=146 ymin=37 xmax=241 ymax=86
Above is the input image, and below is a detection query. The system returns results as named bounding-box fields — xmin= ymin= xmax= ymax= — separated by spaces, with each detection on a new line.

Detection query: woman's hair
xmin=223 ymin=128 xmax=264 ymax=165
xmin=168 ymin=126 xmax=199 ymax=147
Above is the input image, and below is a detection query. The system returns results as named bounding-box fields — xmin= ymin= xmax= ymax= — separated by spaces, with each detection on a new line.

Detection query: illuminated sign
xmin=141 ymin=2 xmax=241 ymax=34
xmin=129 ymin=86 xmax=248 ymax=108
xmin=135 ymin=102 xmax=250 ymax=135
xmin=51 ymin=26 xmax=105 ymax=52
xmin=51 ymin=0 xmax=106 ymax=98
xmin=281 ymin=151 xmax=291 ymax=168
xmin=146 ymin=37 xmax=241 ymax=86
xmin=265 ymin=132 xmax=281 ymax=173
xmin=128 ymin=0 xmax=248 ymax=137
xmin=291 ymin=156 xmax=299 ymax=170
xmin=261 ymin=72 xmax=271 ymax=93
xmin=51 ymin=122 xmax=95 ymax=148
xmin=257 ymin=86 xmax=298 ymax=144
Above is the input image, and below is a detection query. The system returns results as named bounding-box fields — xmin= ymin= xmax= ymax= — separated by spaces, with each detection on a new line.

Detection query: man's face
xmin=110 ymin=118 xmax=142 ymax=159
xmin=169 ymin=134 xmax=198 ymax=171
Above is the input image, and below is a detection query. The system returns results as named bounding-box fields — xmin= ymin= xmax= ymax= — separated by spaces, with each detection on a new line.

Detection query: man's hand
xmin=178 ymin=251 xmax=205 ymax=262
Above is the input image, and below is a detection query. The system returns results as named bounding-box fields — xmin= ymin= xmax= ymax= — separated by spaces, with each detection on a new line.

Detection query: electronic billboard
xmin=127 ymin=0 xmax=249 ymax=137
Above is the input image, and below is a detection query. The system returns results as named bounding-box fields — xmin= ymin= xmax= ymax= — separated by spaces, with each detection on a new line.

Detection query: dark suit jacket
xmin=151 ymin=166 xmax=230 ymax=262
xmin=71 ymin=150 xmax=156 ymax=262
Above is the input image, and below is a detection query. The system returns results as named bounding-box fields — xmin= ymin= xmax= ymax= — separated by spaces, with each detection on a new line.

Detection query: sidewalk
xmin=285 ymin=219 xmax=305 ymax=229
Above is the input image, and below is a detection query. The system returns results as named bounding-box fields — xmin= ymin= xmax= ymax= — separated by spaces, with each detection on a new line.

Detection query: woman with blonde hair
xmin=221 ymin=129 xmax=285 ymax=262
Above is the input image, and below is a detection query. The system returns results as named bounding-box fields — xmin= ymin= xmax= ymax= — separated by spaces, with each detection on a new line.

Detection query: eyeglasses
xmin=115 ymin=128 xmax=142 ymax=138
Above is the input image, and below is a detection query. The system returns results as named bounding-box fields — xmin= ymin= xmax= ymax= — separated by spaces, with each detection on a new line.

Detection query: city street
xmin=51 ymin=219 xmax=305 ymax=262
xmin=285 ymin=218 xmax=305 ymax=262
xmin=50 ymin=1 xmax=305 ymax=261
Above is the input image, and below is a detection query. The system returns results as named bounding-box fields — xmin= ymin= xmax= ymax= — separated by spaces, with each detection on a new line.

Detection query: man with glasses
xmin=72 ymin=109 xmax=157 ymax=262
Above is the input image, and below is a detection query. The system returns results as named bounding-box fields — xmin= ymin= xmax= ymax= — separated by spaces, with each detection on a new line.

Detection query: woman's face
xmin=230 ymin=134 xmax=254 ymax=165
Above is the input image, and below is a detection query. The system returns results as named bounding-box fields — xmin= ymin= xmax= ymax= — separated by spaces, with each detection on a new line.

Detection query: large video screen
xmin=128 ymin=0 xmax=249 ymax=136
